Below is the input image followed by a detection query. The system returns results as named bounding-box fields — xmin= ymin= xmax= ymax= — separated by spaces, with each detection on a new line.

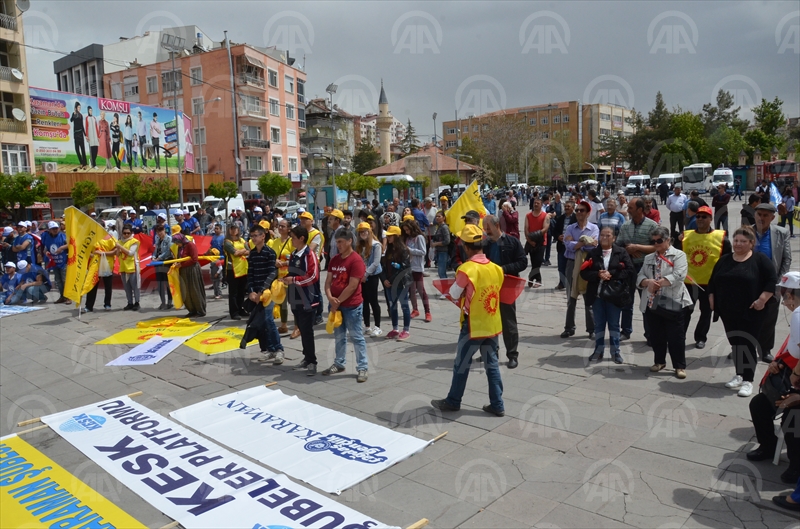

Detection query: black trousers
xmin=683 ymin=284 xmax=712 ymax=343
xmin=757 ymin=296 xmax=780 ymax=359
xmin=293 ymin=307 xmax=317 ymax=365
xmin=499 ymin=301 xmax=518 ymax=360
xmin=74 ymin=133 xmax=87 ymax=166
xmin=85 ymin=275 xmax=112 ymax=310
xmin=139 ymin=135 xmax=148 ymax=166
xmin=227 ymin=270 xmax=247 ymax=317
xmin=152 ymin=137 xmax=161 ymax=168
xmin=669 ymin=211 xmax=684 ymax=239
xmin=648 ymin=309 xmax=686 ymax=369
xmin=111 ymin=141 xmax=121 ymax=168
xmin=362 ymin=275 xmax=381 ymax=328
xmin=89 ymin=145 xmax=98 ymax=168
xmin=314 ymin=281 xmax=323 ymax=320
xmin=721 ymin=311 xmax=764 ymax=382
xmin=527 ymin=244 xmax=545 ymax=283
xmin=749 ymin=393 xmax=800 ymax=471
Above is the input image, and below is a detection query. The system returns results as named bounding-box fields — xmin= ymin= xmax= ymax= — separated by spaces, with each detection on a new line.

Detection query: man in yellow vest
xmin=680 ymin=205 xmax=731 ymax=348
xmin=431 ymin=224 xmax=506 ymax=417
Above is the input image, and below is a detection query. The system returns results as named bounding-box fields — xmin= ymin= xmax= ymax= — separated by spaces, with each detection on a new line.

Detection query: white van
xmin=169 ymin=202 xmax=201 ymax=215
xmin=657 ymin=173 xmax=682 ymax=189
xmin=202 ymin=194 xmax=245 ymax=221
xmin=711 ymin=168 xmax=734 ymax=192
xmin=625 ymin=175 xmax=651 ymax=195
xmin=98 ymin=206 xmax=141 ymax=221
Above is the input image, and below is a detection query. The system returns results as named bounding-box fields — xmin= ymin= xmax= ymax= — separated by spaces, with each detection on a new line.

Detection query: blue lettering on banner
xmin=128 ymin=354 xmax=158 ymax=362
xmin=59 ymin=413 xmax=106 ymax=433
xmin=304 ymin=435 xmax=387 ymax=464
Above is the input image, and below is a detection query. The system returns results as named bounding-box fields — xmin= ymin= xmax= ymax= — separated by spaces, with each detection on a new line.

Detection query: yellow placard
xmin=0 ymin=435 xmax=146 ymax=529
xmin=96 ymin=323 xmax=209 ymax=345
xmin=136 ymin=317 xmax=198 ymax=329
xmin=184 ymin=327 xmax=257 ymax=355
xmin=445 ymin=180 xmax=487 ymax=235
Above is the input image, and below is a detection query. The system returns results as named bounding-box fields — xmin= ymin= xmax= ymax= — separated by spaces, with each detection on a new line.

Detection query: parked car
xmin=98 ymin=206 xmax=144 ymax=221
xmin=202 ymin=194 xmax=245 ymax=221
xmin=274 ymin=200 xmax=300 ymax=215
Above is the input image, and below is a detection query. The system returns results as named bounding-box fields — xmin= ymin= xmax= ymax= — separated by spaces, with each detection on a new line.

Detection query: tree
xmin=707 ymin=125 xmax=747 ymax=167
xmin=115 ymin=174 xmax=146 ymax=211
xmin=752 ymin=97 xmax=786 ymax=137
xmin=331 ymin=171 xmax=363 ymax=204
xmin=474 ymin=116 xmax=536 ymax=181
xmin=647 ymin=91 xmax=671 ymax=129
xmin=357 ymin=175 xmax=380 ymax=201
xmin=351 ymin=138 xmax=382 ymax=175
xmin=399 ymin=119 xmax=419 ymax=157
xmin=393 ymin=177 xmax=411 ymax=202
xmin=257 ymin=172 xmax=292 ymax=205
xmin=207 ymin=181 xmax=239 ymax=221
xmin=71 ymin=180 xmax=100 ymax=212
xmin=702 ymin=89 xmax=749 ymax=136
xmin=440 ymin=173 xmax=461 ymax=190
xmin=593 ymin=134 xmax=627 ymax=177
xmin=0 ymin=172 xmax=49 ymax=221
xmin=415 ymin=175 xmax=431 ymax=195
xmin=143 ymin=177 xmax=178 ymax=209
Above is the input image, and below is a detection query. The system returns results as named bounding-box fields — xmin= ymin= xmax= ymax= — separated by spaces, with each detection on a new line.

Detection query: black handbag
xmin=760 ymin=361 xmax=794 ymax=418
xmin=599 ymin=279 xmax=631 ymax=308
xmin=648 ymin=293 xmax=684 ymax=321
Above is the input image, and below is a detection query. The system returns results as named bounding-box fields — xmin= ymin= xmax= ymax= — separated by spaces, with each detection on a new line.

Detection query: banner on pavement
xmin=0 ymin=434 xmax=146 ymax=529
xmin=105 ymin=336 xmax=186 ymax=366
xmin=185 ymin=327 xmax=257 ymax=355
xmin=96 ymin=322 xmax=209 ymax=345
xmin=0 ymin=303 xmax=45 ymax=318
xmin=171 ymin=387 xmax=431 ymax=494
xmin=40 ymin=397 xmax=395 ymax=529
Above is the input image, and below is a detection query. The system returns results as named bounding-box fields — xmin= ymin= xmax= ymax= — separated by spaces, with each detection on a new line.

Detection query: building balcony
xmin=238 ymin=73 xmax=265 ymax=89
xmin=241 ymin=170 xmax=265 ymax=180
xmin=0 ymin=12 xmax=17 ymax=31
xmin=0 ymin=65 xmax=22 ymax=82
xmin=238 ymin=106 xmax=268 ymax=120
xmin=241 ymin=138 xmax=270 ymax=150
xmin=0 ymin=118 xmax=26 ymax=134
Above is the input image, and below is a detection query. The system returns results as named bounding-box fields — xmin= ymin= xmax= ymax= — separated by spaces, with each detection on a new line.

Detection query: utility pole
xmin=225 ymin=31 xmax=241 ymax=190
xmin=160 ymin=33 xmax=185 ymax=209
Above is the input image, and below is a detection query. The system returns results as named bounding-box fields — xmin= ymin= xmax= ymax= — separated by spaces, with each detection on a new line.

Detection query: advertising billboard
xmin=29 ymin=87 xmax=189 ymax=172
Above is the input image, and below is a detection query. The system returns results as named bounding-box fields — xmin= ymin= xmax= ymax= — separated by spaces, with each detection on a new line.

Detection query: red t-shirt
xmin=328 ymin=250 xmax=365 ymax=308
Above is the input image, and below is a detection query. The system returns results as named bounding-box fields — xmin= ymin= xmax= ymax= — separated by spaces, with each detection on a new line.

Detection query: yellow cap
xmin=440 ymin=196 xmax=448 ymax=202
xmin=402 ymin=214 xmax=415 ymax=221
xmin=171 ymin=224 xmax=182 ymax=234
xmin=357 ymin=222 xmax=371 ymax=232
xmin=259 ymin=219 xmax=271 ymax=230
xmin=330 ymin=209 xmax=344 ymax=220
xmin=459 ymin=224 xmax=484 ymax=243
xmin=299 ymin=211 xmax=314 ymax=220
xmin=386 ymin=226 xmax=402 ymax=237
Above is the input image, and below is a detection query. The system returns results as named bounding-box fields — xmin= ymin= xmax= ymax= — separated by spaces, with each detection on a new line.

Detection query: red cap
xmin=576 ymin=200 xmax=592 ymax=213
xmin=696 ymin=205 xmax=713 ymax=216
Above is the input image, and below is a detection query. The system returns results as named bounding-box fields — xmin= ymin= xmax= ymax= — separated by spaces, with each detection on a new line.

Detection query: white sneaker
xmin=372 ymin=326 xmax=383 ymax=337
xmin=725 ymin=375 xmax=743 ymax=389
xmin=738 ymin=381 xmax=753 ymax=397
xmin=273 ymin=351 xmax=284 ymax=365
xmin=438 ymin=294 xmax=447 ymax=300
xmin=364 ymin=327 xmax=373 ymax=337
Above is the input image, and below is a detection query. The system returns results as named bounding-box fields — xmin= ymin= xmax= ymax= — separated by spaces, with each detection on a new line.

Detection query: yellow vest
xmin=308 ymin=228 xmax=324 ymax=259
xmin=97 ymin=238 xmax=117 ymax=270
xmin=228 ymin=238 xmax=249 ymax=278
xmin=458 ymin=259 xmax=504 ymax=339
xmin=683 ymin=229 xmax=725 ymax=286
xmin=119 ymin=238 xmax=139 ymax=274
xmin=269 ymin=237 xmax=294 ymax=278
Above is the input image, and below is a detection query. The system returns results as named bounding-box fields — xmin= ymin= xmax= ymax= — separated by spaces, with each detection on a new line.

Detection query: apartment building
xmin=582 ymin=103 xmax=636 ymax=162
xmin=301 ymin=98 xmax=355 ymax=183
xmin=101 ymin=26 xmax=306 ymax=187
xmin=357 ymin=113 xmax=405 ymax=148
xmin=0 ymin=0 xmax=33 ymax=175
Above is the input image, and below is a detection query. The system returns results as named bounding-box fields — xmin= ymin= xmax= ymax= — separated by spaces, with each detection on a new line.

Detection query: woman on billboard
xmin=98 ymin=110 xmax=112 ymax=170
xmin=70 ymin=102 xmax=87 ymax=168
xmin=84 ymin=106 xmax=100 ymax=169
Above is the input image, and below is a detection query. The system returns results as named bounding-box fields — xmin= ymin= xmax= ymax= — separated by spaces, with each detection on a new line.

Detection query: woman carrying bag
xmin=636 ymin=226 xmax=692 ymax=379
xmin=381 ymin=226 xmax=412 ymax=341
xmin=357 ymin=222 xmax=383 ymax=337
xmin=580 ymin=226 xmax=635 ymax=364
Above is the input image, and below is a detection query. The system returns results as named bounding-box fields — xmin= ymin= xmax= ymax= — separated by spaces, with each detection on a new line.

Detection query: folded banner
xmin=40 ymin=397 xmax=395 ymax=529
xmin=106 ymin=336 xmax=186 ymax=366
xmin=0 ymin=303 xmax=44 ymax=318
xmin=171 ymin=387 xmax=431 ymax=494
xmin=0 ymin=434 xmax=146 ymax=529
xmin=96 ymin=322 xmax=209 ymax=345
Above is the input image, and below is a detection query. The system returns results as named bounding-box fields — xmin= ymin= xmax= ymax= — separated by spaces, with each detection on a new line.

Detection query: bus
xmin=681 ymin=163 xmax=713 ymax=194
xmin=757 ymin=160 xmax=798 ymax=190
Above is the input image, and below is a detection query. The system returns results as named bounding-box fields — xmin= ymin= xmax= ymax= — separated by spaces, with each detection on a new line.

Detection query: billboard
xmin=29 ymin=87 xmax=189 ymax=171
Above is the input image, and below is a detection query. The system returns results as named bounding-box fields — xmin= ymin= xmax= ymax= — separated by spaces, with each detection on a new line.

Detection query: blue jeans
xmin=445 ymin=323 xmax=504 ymax=412
xmin=384 ymin=284 xmax=411 ymax=331
xmin=257 ymin=301 xmax=283 ymax=352
xmin=334 ymin=305 xmax=368 ymax=371
xmin=9 ymin=284 xmax=49 ymax=304
xmin=436 ymin=251 xmax=448 ymax=279
xmin=593 ymin=298 xmax=622 ymax=356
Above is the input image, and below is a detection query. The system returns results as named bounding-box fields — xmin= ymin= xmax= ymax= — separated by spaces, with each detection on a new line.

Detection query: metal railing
xmin=238 ymin=74 xmax=265 ymax=88
xmin=0 ymin=13 xmax=17 ymax=31
xmin=0 ymin=118 xmax=26 ymax=133
xmin=4 ymin=165 xmax=31 ymax=175
xmin=242 ymin=138 xmax=270 ymax=149
xmin=0 ymin=65 xmax=21 ymax=82
xmin=239 ymin=105 xmax=267 ymax=119
xmin=241 ymin=170 xmax=264 ymax=180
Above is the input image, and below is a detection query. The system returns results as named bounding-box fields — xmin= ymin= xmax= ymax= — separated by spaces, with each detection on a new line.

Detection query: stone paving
xmin=2 ymin=199 xmax=800 ymax=528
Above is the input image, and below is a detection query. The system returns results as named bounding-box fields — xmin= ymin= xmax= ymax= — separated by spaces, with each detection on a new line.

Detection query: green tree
xmin=207 ymin=181 xmax=239 ymax=220
xmin=351 ymin=138 xmax=382 ymax=175
xmin=702 ymin=89 xmax=749 ymax=136
xmin=752 ymin=97 xmax=786 ymax=137
xmin=647 ymin=91 xmax=671 ymax=129
xmin=707 ymin=125 xmax=748 ymax=167
xmin=593 ymin=134 xmax=627 ymax=178
xmin=357 ymin=175 xmax=380 ymax=198
xmin=399 ymin=119 xmax=420 ymax=157
xmin=257 ymin=172 xmax=292 ymax=205
xmin=0 ymin=172 xmax=49 ymax=221
xmin=71 ymin=180 xmax=100 ymax=212
xmin=331 ymin=171 xmax=363 ymax=204
xmin=143 ymin=177 xmax=178 ymax=209
xmin=440 ymin=173 xmax=461 ymax=189
xmin=415 ymin=175 xmax=431 ymax=195
xmin=393 ymin=177 xmax=411 ymax=202
xmin=114 ymin=174 xmax=146 ymax=210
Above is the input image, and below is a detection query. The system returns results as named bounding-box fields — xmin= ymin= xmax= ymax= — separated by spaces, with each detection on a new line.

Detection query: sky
xmin=22 ymin=1 xmax=800 ymax=141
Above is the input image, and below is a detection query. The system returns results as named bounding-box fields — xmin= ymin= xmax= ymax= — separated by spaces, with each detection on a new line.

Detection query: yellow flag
xmin=81 ymin=254 xmax=100 ymax=296
xmin=445 ymin=180 xmax=487 ymax=235
xmin=168 ymin=264 xmax=183 ymax=309
xmin=64 ymin=207 xmax=106 ymax=304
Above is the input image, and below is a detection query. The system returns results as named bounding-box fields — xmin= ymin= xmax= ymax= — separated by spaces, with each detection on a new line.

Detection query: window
xmin=482 ymin=123 xmax=488 ymax=130
xmin=197 ymin=157 xmax=208 ymax=173
xmin=286 ymin=129 xmax=296 ymax=147
xmin=447 ymin=128 xmax=456 ymax=135
xmin=190 ymin=67 xmax=202 ymax=86
xmin=123 ymin=77 xmax=139 ymax=97
xmin=161 ymin=69 xmax=182 ymax=93
xmin=272 ymin=156 xmax=282 ymax=173
xmin=462 ymin=127 xmax=468 ymax=133
xmin=542 ymin=132 xmax=549 ymax=139
xmin=268 ymin=69 xmax=278 ymax=87
xmin=289 ymin=157 xmax=298 ymax=172
xmin=612 ymin=115 xmax=623 ymax=126
xmin=1 ymin=91 xmax=13 ymax=120
xmin=242 ymin=95 xmax=262 ymax=115
xmin=1 ymin=144 xmax=29 ymax=174
xmin=88 ymin=65 xmax=98 ymax=96
xmin=146 ymin=76 xmax=158 ymax=94
xmin=245 ymin=156 xmax=262 ymax=171
xmin=298 ymin=107 xmax=306 ymax=128
xmin=563 ymin=115 xmax=569 ymax=123
xmin=614 ymin=130 xmax=622 ymax=137
xmin=553 ymin=115 xmax=560 ymax=124
xmin=553 ymin=130 xmax=560 ymax=137
xmin=163 ymin=98 xmax=184 ymax=112
xmin=271 ymin=127 xmax=281 ymax=144
xmin=192 ymin=97 xmax=204 ymax=116
xmin=269 ymin=98 xmax=280 ymax=116
xmin=473 ymin=125 xmax=478 ymax=132
xmin=73 ymin=69 xmax=82 ymax=94
xmin=110 ymin=82 xmax=122 ymax=100
xmin=193 ymin=127 xmax=206 ymax=145
xmin=540 ymin=116 xmax=548 ymax=125
xmin=599 ymin=128 xmax=611 ymax=136
xmin=600 ymin=112 xmax=611 ymax=121
xmin=445 ymin=140 xmax=457 ymax=148
xmin=60 ymin=74 xmax=69 ymax=92
xmin=284 ymin=75 xmax=294 ymax=93
xmin=244 ymin=126 xmax=262 ymax=140
xmin=529 ymin=118 xmax=536 ymax=126
xmin=286 ymin=103 xmax=295 ymax=120
xmin=297 ymin=79 xmax=305 ymax=104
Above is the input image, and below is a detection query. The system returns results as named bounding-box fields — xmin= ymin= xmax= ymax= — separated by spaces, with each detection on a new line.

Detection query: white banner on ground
xmin=41 ymin=397 xmax=396 ymax=529
xmin=170 ymin=387 xmax=431 ymax=494
xmin=0 ymin=303 xmax=45 ymax=318
xmin=105 ymin=336 xmax=186 ymax=366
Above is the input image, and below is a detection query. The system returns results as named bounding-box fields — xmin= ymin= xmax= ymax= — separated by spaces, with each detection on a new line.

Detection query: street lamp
xmin=160 ymin=33 xmax=185 ymax=209
xmin=326 ymin=83 xmax=338 ymax=209
xmin=195 ymin=96 xmax=222 ymax=200
xmin=432 ymin=112 xmax=439 ymax=189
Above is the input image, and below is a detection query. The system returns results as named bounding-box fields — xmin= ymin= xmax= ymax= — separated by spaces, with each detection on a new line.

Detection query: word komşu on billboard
xmin=28 ymin=86 xmax=193 ymax=172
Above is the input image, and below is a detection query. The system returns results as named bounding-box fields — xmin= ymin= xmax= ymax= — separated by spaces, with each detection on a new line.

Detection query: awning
xmin=242 ymin=55 xmax=265 ymax=69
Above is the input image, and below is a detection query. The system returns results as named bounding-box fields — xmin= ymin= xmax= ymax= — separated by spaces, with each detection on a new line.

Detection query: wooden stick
xmin=431 ymin=431 xmax=448 ymax=443
xmin=158 ymin=521 xmax=181 ymax=529
xmin=16 ymin=391 xmax=144 ymax=426
xmin=17 ymin=424 xmax=49 ymax=436
xmin=265 ymin=382 xmax=277 ymax=387
xmin=406 ymin=519 xmax=429 ymax=529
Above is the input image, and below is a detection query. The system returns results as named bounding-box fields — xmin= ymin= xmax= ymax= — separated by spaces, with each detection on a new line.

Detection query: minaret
xmin=376 ymin=80 xmax=392 ymax=165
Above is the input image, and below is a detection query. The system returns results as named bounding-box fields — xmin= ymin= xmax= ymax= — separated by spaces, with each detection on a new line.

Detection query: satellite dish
xmin=12 ymin=108 xmax=26 ymax=122
xmin=16 ymin=0 xmax=30 ymax=13
xmin=235 ymin=157 xmax=241 ymax=165
xmin=240 ymin=125 xmax=248 ymax=133
xmin=10 ymin=68 xmax=23 ymax=81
